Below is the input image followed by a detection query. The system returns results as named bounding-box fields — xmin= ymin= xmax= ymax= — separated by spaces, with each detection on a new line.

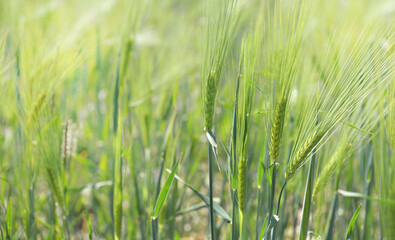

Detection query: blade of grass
xmin=259 ymin=214 xmax=269 ymax=240
xmin=6 ymin=196 xmax=12 ymax=239
xmin=151 ymin=157 xmax=181 ymax=239
xmin=337 ymin=190 xmax=395 ymax=205
xmin=169 ymin=171 xmax=232 ymax=223
xmin=152 ymin=157 xmax=181 ymax=219
xmin=176 ymin=202 xmax=207 ymax=216
xmin=346 ymin=203 xmax=363 ymax=240
xmin=86 ymin=212 xmax=92 ymax=240
xmin=113 ymin=116 xmax=123 ymax=240
xmin=229 ymin=54 xmax=242 ymax=240
xmin=155 ymin=111 xmax=176 ymax=201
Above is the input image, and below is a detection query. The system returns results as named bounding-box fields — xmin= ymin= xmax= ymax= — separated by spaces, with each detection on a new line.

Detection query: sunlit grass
xmin=0 ymin=0 xmax=394 ymax=239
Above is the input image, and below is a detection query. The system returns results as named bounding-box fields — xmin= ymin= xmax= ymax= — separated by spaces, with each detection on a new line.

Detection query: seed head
xmin=204 ymin=71 xmax=217 ymax=131
xmin=238 ymin=157 xmax=247 ymax=213
xmin=269 ymin=97 xmax=287 ymax=163
xmin=285 ymin=130 xmax=325 ymax=180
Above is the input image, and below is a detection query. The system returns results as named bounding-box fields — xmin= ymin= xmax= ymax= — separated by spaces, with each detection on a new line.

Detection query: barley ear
xmin=269 ymin=97 xmax=287 ymax=163
xmin=313 ymin=144 xmax=350 ymax=198
xmin=61 ymin=120 xmax=73 ymax=168
xmin=27 ymin=93 xmax=46 ymax=128
xmin=45 ymin=166 xmax=64 ymax=208
xmin=285 ymin=130 xmax=325 ymax=180
xmin=238 ymin=157 xmax=247 ymax=213
xmin=204 ymin=71 xmax=217 ymax=131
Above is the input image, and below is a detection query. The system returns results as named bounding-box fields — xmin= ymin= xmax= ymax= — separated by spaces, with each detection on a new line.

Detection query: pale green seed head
xmin=269 ymin=97 xmax=287 ymax=163
xmin=238 ymin=157 xmax=247 ymax=213
xmin=285 ymin=130 xmax=325 ymax=180
xmin=204 ymin=71 xmax=217 ymax=131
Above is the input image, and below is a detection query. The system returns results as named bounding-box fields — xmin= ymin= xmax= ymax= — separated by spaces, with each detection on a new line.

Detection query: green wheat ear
xmin=269 ymin=97 xmax=287 ymax=163
xmin=285 ymin=130 xmax=325 ymax=180
xmin=45 ymin=165 xmax=65 ymax=208
xmin=204 ymin=71 xmax=217 ymax=131
xmin=313 ymin=144 xmax=351 ymax=198
xmin=238 ymin=156 xmax=247 ymax=213
xmin=27 ymin=93 xmax=46 ymax=128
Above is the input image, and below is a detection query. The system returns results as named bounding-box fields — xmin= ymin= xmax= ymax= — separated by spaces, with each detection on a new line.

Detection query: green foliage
xmin=346 ymin=203 xmax=362 ymax=240
xmin=0 ymin=0 xmax=394 ymax=239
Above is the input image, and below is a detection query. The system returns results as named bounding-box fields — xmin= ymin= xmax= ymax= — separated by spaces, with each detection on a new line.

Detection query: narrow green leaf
xmin=346 ymin=203 xmax=362 ymax=240
xmin=220 ymin=140 xmax=231 ymax=161
xmin=86 ymin=212 xmax=92 ymax=240
xmin=172 ymin=77 xmax=178 ymax=106
xmin=120 ymin=38 xmax=133 ymax=79
xmin=153 ymin=157 xmax=181 ymax=219
xmin=337 ymin=190 xmax=395 ymax=205
xmin=113 ymin=49 xmax=121 ymax=133
xmin=257 ymin=138 xmax=266 ymax=189
xmin=176 ymin=202 xmax=207 ymax=216
xmin=260 ymin=214 xmax=269 ymax=240
xmin=6 ymin=196 xmax=12 ymax=239
xmin=169 ymin=171 xmax=232 ymax=223
xmin=68 ymin=181 xmax=112 ymax=193
xmin=155 ymin=111 xmax=176 ymax=201
xmin=113 ymin=117 xmax=123 ymax=240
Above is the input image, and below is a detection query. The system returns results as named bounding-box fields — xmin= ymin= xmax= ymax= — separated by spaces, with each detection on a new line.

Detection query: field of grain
xmin=0 ymin=0 xmax=394 ymax=239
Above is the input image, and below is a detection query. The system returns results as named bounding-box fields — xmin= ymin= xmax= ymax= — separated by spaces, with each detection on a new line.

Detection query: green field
xmin=0 ymin=0 xmax=394 ymax=239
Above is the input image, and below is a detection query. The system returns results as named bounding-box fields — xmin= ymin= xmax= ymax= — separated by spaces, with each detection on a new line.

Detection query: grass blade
xmin=337 ymin=190 xmax=395 ymax=205
xmin=169 ymin=171 xmax=232 ymax=223
xmin=6 ymin=196 xmax=12 ymax=239
xmin=113 ymin=117 xmax=123 ymax=240
xmin=346 ymin=203 xmax=362 ymax=240
xmin=86 ymin=212 xmax=92 ymax=240
xmin=176 ymin=202 xmax=207 ymax=216
xmin=151 ymin=157 xmax=181 ymax=239
xmin=153 ymin=157 xmax=181 ymax=219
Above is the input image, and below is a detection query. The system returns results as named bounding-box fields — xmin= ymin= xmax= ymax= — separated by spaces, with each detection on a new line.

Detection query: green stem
xmin=239 ymin=211 xmax=244 ymax=240
xmin=151 ymin=217 xmax=158 ymax=240
xmin=272 ymin=181 xmax=287 ymax=239
xmin=255 ymin=188 xmax=262 ymax=239
xmin=265 ymin=164 xmax=277 ymax=240
xmin=208 ymin=142 xmax=215 ymax=240
xmin=276 ymin=182 xmax=287 ymax=215
xmin=299 ymin=156 xmax=315 ymax=240
xmin=231 ymin=189 xmax=238 ymax=240
xmin=63 ymin=210 xmax=70 ymax=240
xmin=325 ymin=194 xmax=338 ymax=240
